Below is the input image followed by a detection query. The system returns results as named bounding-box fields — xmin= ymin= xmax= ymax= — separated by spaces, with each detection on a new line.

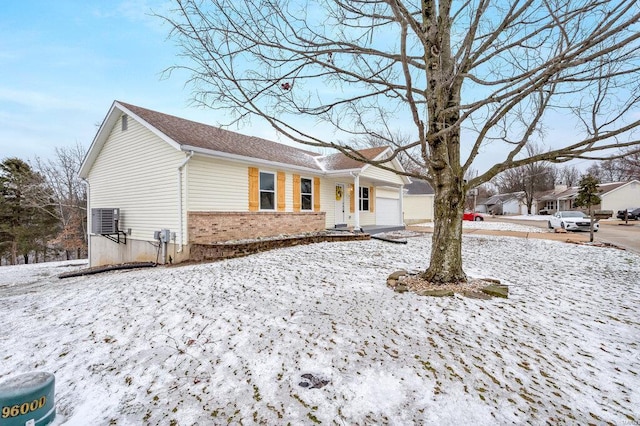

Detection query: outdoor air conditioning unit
xmin=91 ymin=208 xmax=120 ymax=234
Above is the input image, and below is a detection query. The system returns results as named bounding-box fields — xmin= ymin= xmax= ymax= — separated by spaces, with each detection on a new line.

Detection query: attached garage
xmin=375 ymin=196 xmax=402 ymax=225
xmin=403 ymin=179 xmax=435 ymax=224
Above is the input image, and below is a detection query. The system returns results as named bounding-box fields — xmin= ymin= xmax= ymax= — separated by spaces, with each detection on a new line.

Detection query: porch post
xmin=353 ymin=174 xmax=360 ymax=230
xmin=398 ymin=185 xmax=404 ymax=225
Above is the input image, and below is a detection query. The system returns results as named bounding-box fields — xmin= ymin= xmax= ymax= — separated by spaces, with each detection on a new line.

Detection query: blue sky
xmin=0 ymin=0 xmax=600 ymax=174
xmin=0 ymin=0 xmax=281 ymax=162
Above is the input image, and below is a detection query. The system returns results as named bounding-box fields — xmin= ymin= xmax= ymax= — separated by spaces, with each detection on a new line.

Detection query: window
xmin=122 ymin=115 xmax=128 ymax=131
xmin=259 ymin=172 xmax=275 ymax=210
xmin=359 ymin=187 xmax=369 ymax=211
xmin=301 ymin=177 xmax=313 ymax=210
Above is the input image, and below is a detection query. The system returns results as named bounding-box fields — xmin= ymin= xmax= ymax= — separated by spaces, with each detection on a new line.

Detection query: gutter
xmin=80 ymin=177 xmax=91 ymax=265
xmin=180 ymin=145 xmax=323 ymax=174
xmin=177 ymin=150 xmax=194 ymax=252
xmin=180 ymin=145 xmax=369 ymax=176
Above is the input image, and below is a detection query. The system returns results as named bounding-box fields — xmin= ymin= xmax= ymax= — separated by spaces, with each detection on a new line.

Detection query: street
xmin=489 ymin=216 xmax=640 ymax=255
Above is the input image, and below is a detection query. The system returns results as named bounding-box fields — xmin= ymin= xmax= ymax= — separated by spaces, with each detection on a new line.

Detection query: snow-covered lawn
xmin=2 ymin=234 xmax=639 ymax=425
xmin=413 ymin=220 xmax=546 ymax=233
xmin=500 ymin=214 xmax=554 ymax=222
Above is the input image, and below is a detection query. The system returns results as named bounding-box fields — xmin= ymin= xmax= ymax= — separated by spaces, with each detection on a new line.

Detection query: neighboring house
xmin=536 ymin=181 xmax=640 ymax=215
xmin=403 ymin=179 xmax=435 ymax=224
xmin=478 ymin=192 xmax=532 ymax=215
xmin=79 ymin=101 xmax=410 ymax=267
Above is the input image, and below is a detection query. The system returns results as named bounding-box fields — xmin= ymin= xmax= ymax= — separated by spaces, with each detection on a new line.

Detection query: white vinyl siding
xmin=87 ymin=115 xmax=184 ymax=241
xmin=187 ymin=156 xmax=249 ymax=211
xmin=361 ymin=164 xmax=405 ymax=185
xmin=404 ymin=195 xmax=435 ymax=223
xmin=601 ymin=181 xmax=640 ymax=212
xmin=188 ymin=157 xmax=327 ymax=214
xmin=375 ymin=188 xmax=400 ymax=199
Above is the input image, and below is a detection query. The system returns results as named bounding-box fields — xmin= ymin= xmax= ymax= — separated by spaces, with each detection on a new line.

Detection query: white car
xmin=548 ymin=211 xmax=599 ymax=232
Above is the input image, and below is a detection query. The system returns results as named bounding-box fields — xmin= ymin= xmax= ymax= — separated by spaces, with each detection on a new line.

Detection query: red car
xmin=463 ymin=211 xmax=484 ymax=221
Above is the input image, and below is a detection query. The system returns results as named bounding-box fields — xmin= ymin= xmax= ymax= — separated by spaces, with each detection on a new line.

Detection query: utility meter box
xmin=154 ymin=229 xmax=171 ymax=242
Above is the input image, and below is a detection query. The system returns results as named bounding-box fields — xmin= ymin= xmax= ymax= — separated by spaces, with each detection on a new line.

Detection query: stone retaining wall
xmin=191 ymin=233 xmax=370 ymax=262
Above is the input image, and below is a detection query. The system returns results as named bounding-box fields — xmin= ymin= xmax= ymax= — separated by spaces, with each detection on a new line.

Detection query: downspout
xmin=80 ymin=178 xmax=91 ymax=266
xmin=350 ymin=172 xmax=361 ymax=231
xmin=177 ymin=151 xmax=194 ymax=253
xmin=399 ymin=184 xmax=404 ymax=225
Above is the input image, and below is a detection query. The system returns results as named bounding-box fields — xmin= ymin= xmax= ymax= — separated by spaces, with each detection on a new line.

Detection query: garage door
xmin=375 ymin=197 xmax=401 ymax=225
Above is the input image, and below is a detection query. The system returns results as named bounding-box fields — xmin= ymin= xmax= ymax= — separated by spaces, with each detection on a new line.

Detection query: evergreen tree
xmin=574 ymin=174 xmax=601 ymax=243
xmin=0 ymin=158 xmax=59 ymax=264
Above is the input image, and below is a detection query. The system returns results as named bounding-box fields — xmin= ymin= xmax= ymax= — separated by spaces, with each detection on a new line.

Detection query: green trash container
xmin=0 ymin=372 xmax=55 ymax=426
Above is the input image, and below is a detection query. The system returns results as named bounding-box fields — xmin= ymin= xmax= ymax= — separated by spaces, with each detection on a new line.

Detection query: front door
xmin=335 ymin=184 xmax=346 ymax=225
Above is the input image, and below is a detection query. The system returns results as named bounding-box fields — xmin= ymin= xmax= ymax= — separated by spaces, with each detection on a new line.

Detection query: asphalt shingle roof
xmin=405 ymin=179 xmax=434 ymax=195
xmin=118 ymin=101 xmax=387 ymax=172
xmin=316 ymin=147 xmax=388 ymax=171
xmin=537 ymin=182 xmax=628 ymax=201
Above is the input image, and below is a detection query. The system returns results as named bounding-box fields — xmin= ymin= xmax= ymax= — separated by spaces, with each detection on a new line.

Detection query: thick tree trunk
xmin=422 ymin=173 xmax=467 ymax=284
xmin=419 ymin=0 xmax=467 ymax=284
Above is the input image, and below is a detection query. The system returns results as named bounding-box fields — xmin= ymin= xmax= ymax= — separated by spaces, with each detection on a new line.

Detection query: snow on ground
xmin=413 ymin=220 xmax=546 ymax=233
xmin=2 ymin=235 xmax=640 ymax=425
xmin=501 ymin=215 xmax=553 ymax=222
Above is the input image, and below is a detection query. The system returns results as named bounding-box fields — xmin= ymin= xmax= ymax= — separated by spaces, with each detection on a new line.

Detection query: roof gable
xmin=317 ymin=146 xmax=388 ymax=171
xmin=482 ymin=192 xmax=524 ymax=205
xmin=535 ymin=180 xmax=640 ymax=201
xmin=118 ymin=102 xmax=323 ymax=170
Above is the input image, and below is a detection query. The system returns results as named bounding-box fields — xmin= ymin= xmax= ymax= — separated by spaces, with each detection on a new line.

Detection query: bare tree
xmin=616 ymin=148 xmax=640 ymax=181
xmin=494 ymin=145 xmax=555 ymax=213
xmin=162 ymin=0 xmax=640 ymax=284
xmin=34 ymin=143 xmax=88 ymax=260
xmin=585 ymin=158 xmax=628 ymax=183
xmin=553 ymin=165 xmax=582 ymax=188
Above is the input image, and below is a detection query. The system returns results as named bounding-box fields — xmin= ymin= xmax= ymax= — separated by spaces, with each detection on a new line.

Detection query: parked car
xmin=548 ymin=211 xmax=599 ymax=232
xmin=463 ymin=211 xmax=484 ymax=221
xmin=538 ymin=208 xmax=552 ymax=215
xmin=616 ymin=207 xmax=640 ymax=220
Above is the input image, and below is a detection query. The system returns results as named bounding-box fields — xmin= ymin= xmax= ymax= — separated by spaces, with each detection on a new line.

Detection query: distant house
xmin=477 ymin=192 xmax=532 ymax=215
xmin=403 ymin=179 xmax=435 ymax=224
xmin=79 ymin=101 xmax=410 ymax=266
xmin=536 ymin=181 xmax=640 ymax=215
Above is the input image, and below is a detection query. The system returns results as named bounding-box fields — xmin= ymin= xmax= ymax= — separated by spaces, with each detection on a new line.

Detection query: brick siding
xmin=188 ymin=211 xmax=327 ymax=244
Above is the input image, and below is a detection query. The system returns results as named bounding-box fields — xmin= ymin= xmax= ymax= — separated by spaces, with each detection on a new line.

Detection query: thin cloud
xmin=0 ymin=87 xmax=86 ymax=111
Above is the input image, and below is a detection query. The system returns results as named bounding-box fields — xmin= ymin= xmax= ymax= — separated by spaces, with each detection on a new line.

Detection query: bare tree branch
xmin=159 ymin=0 xmax=640 ymax=283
